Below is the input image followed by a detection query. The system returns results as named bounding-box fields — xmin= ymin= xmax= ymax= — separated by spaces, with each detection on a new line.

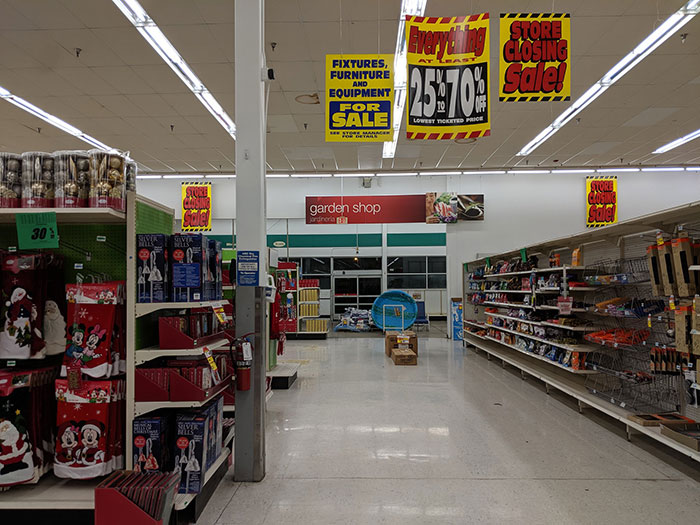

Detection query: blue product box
xmin=136 ymin=234 xmax=169 ymax=303
xmin=173 ymin=413 xmax=210 ymax=494
xmin=170 ymin=234 xmax=207 ymax=302
xmin=132 ymin=414 xmax=171 ymax=472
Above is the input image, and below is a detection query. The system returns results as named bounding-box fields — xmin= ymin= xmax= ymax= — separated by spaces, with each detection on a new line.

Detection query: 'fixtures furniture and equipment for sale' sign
xmin=499 ymin=13 xmax=571 ymax=102
xmin=181 ymin=181 xmax=212 ymax=232
xmin=586 ymin=176 xmax=617 ymax=228
xmin=326 ymin=54 xmax=394 ymax=142
xmin=405 ymin=13 xmax=491 ymax=140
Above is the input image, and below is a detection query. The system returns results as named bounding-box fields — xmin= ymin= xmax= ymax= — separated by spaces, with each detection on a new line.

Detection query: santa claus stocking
xmin=0 ymin=386 xmax=35 ymax=487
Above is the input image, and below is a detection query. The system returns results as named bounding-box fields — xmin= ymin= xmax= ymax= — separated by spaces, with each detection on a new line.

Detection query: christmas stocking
xmin=54 ymin=379 xmax=113 ymax=479
xmin=0 ymin=378 xmax=35 ymax=487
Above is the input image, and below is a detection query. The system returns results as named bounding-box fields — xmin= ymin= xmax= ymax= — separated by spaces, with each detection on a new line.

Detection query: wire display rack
xmin=578 ymin=257 xmax=683 ymax=413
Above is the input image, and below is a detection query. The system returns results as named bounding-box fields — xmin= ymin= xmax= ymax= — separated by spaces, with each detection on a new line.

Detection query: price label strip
xmin=405 ymin=14 xmax=491 ymax=140
xmin=16 ymin=211 xmax=59 ymax=249
xmin=210 ymin=302 xmax=227 ymax=324
xmin=202 ymin=346 xmax=222 ymax=385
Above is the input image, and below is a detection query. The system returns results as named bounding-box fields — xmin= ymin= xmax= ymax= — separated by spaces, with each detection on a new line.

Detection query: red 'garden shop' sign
xmin=306 ymin=195 xmax=426 ymax=224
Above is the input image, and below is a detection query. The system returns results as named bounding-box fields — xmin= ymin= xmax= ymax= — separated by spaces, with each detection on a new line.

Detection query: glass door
xmin=333 ymin=276 xmax=358 ymax=318
xmin=332 ymin=272 xmax=382 ymax=320
xmin=358 ymin=276 xmax=381 ymax=311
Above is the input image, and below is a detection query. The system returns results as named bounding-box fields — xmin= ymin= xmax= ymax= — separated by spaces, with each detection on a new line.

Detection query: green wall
xmin=204 ymin=233 xmax=445 ymax=249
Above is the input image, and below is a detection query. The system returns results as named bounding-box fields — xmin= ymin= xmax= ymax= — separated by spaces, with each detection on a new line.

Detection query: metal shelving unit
xmin=462 ymin=201 xmax=700 ymax=460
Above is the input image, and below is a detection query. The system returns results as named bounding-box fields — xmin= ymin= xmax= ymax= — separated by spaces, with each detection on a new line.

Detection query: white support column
xmin=234 ymin=0 xmax=267 ymax=482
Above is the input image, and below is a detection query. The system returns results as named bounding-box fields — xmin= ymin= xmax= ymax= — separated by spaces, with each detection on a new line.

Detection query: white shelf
xmin=135 ymin=300 xmax=224 ymax=318
xmin=224 ymin=425 xmax=235 ymax=446
xmin=222 ymin=285 xmax=234 ymax=290
xmin=689 ymin=265 xmax=700 ymax=271
xmin=483 ymin=322 xmax=597 ymax=353
xmin=538 ymin=305 xmax=588 ymax=312
xmin=464 ymin=320 xmax=486 ymax=329
xmin=299 ymin=315 xmax=321 ymax=319
xmin=0 ymin=207 xmax=126 ymax=224
xmin=568 ymin=287 xmax=601 ymax=292
xmin=267 ymin=362 xmax=300 ymax=378
xmin=474 ymin=333 xmax=597 ymax=374
xmin=298 ymin=286 xmax=320 ymax=290
xmin=541 ymin=321 xmax=597 ymax=332
xmin=480 ymin=266 xmax=585 ymax=278
xmin=463 ymin=333 xmax=700 ymax=464
xmin=0 ymin=474 xmax=99 ymax=509
xmin=298 ymin=301 xmax=320 ymax=304
xmin=134 ymin=337 xmax=229 ymax=365
xmin=174 ymin=448 xmax=231 ymax=511
xmin=487 ymin=313 xmax=542 ymax=326
xmin=482 ymin=301 xmax=535 ymax=309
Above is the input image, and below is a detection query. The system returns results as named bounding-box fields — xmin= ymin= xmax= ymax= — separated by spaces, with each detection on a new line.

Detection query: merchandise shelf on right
xmin=462 ymin=199 xmax=700 ymax=459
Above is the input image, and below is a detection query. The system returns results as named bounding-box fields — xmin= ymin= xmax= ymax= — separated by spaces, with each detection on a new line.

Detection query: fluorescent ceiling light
xmin=113 ymin=0 xmax=236 ymax=140
xmin=0 ymin=85 xmax=115 ymax=151
xmin=382 ymin=0 xmax=428 ymax=159
xmin=162 ymin=174 xmax=204 ymax=179
xmin=507 ymin=169 xmax=551 ymax=174
xmin=422 ymin=171 xmax=461 ymax=176
xmin=204 ymin=174 xmax=235 ymax=178
xmin=652 ymin=127 xmax=700 ymax=154
xmin=266 ymin=174 xmax=290 ymax=178
xmin=462 ymin=170 xmax=506 ymax=175
xmin=136 ymin=175 xmax=163 ymax=179
xmin=517 ymin=0 xmax=700 ymax=156
xmin=376 ymin=172 xmax=418 ymax=177
xmin=596 ymin=168 xmax=639 ymax=173
xmin=334 ymin=173 xmax=375 ymax=178
xmin=550 ymin=169 xmax=596 ymax=174
xmin=290 ymin=173 xmax=332 ymax=178
xmin=640 ymin=167 xmax=685 ymax=172
xmin=686 ymin=166 xmax=700 ymax=171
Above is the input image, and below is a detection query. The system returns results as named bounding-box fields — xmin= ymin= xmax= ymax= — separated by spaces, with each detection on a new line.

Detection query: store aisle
xmin=200 ymin=337 xmax=700 ymax=525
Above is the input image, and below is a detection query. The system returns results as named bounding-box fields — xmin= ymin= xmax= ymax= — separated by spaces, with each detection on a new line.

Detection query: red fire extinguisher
xmin=233 ymin=337 xmax=253 ymax=391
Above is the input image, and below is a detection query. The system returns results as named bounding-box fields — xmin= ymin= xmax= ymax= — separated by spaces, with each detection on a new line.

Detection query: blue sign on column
xmin=237 ymin=250 xmax=260 ymax=286
xmin=450 ymin=298 xmax=463 ymax=340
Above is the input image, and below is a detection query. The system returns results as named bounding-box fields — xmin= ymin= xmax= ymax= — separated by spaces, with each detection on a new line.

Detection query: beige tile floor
xmin=199 ymin=336 xmax=700 ymax=524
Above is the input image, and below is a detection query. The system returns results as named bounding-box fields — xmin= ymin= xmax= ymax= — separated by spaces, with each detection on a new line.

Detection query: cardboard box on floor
xmin=391 ymin=347 xmax=417 ymax=365
xmin=385 ymin=331 xmax=417 ymax=357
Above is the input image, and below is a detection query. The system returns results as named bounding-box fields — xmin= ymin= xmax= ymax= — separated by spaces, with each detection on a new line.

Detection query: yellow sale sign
xmin=181 ymin=181 xmax=212 ymax=232
xmin=586 ymin=176 xmax=617 ymax=228
xmin=405 ymin=14 xmax=490 ymax=140
xmin=325 ymin=54 xmax=394 ymax=142
xmin=499 ymin=13 xmax=571 ymax=102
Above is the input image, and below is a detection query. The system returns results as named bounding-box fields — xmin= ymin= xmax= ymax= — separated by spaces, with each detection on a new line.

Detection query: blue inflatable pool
xmin=371 ymin=290 xmax=417 ymax=331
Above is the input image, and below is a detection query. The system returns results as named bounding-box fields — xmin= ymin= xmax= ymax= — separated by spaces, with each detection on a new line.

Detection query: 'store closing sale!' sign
xmin=181 ymin=181 xmax=212 ymax=232
xmin=499 ymin=13 xmax=571 ymax=102
xmin=326 ymin=54 xmax=393 ymax=142
xmin=405 ymin=14 xmax=490 ymax=140
xmin=586 ymin=176 xmax=617 ymax=228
